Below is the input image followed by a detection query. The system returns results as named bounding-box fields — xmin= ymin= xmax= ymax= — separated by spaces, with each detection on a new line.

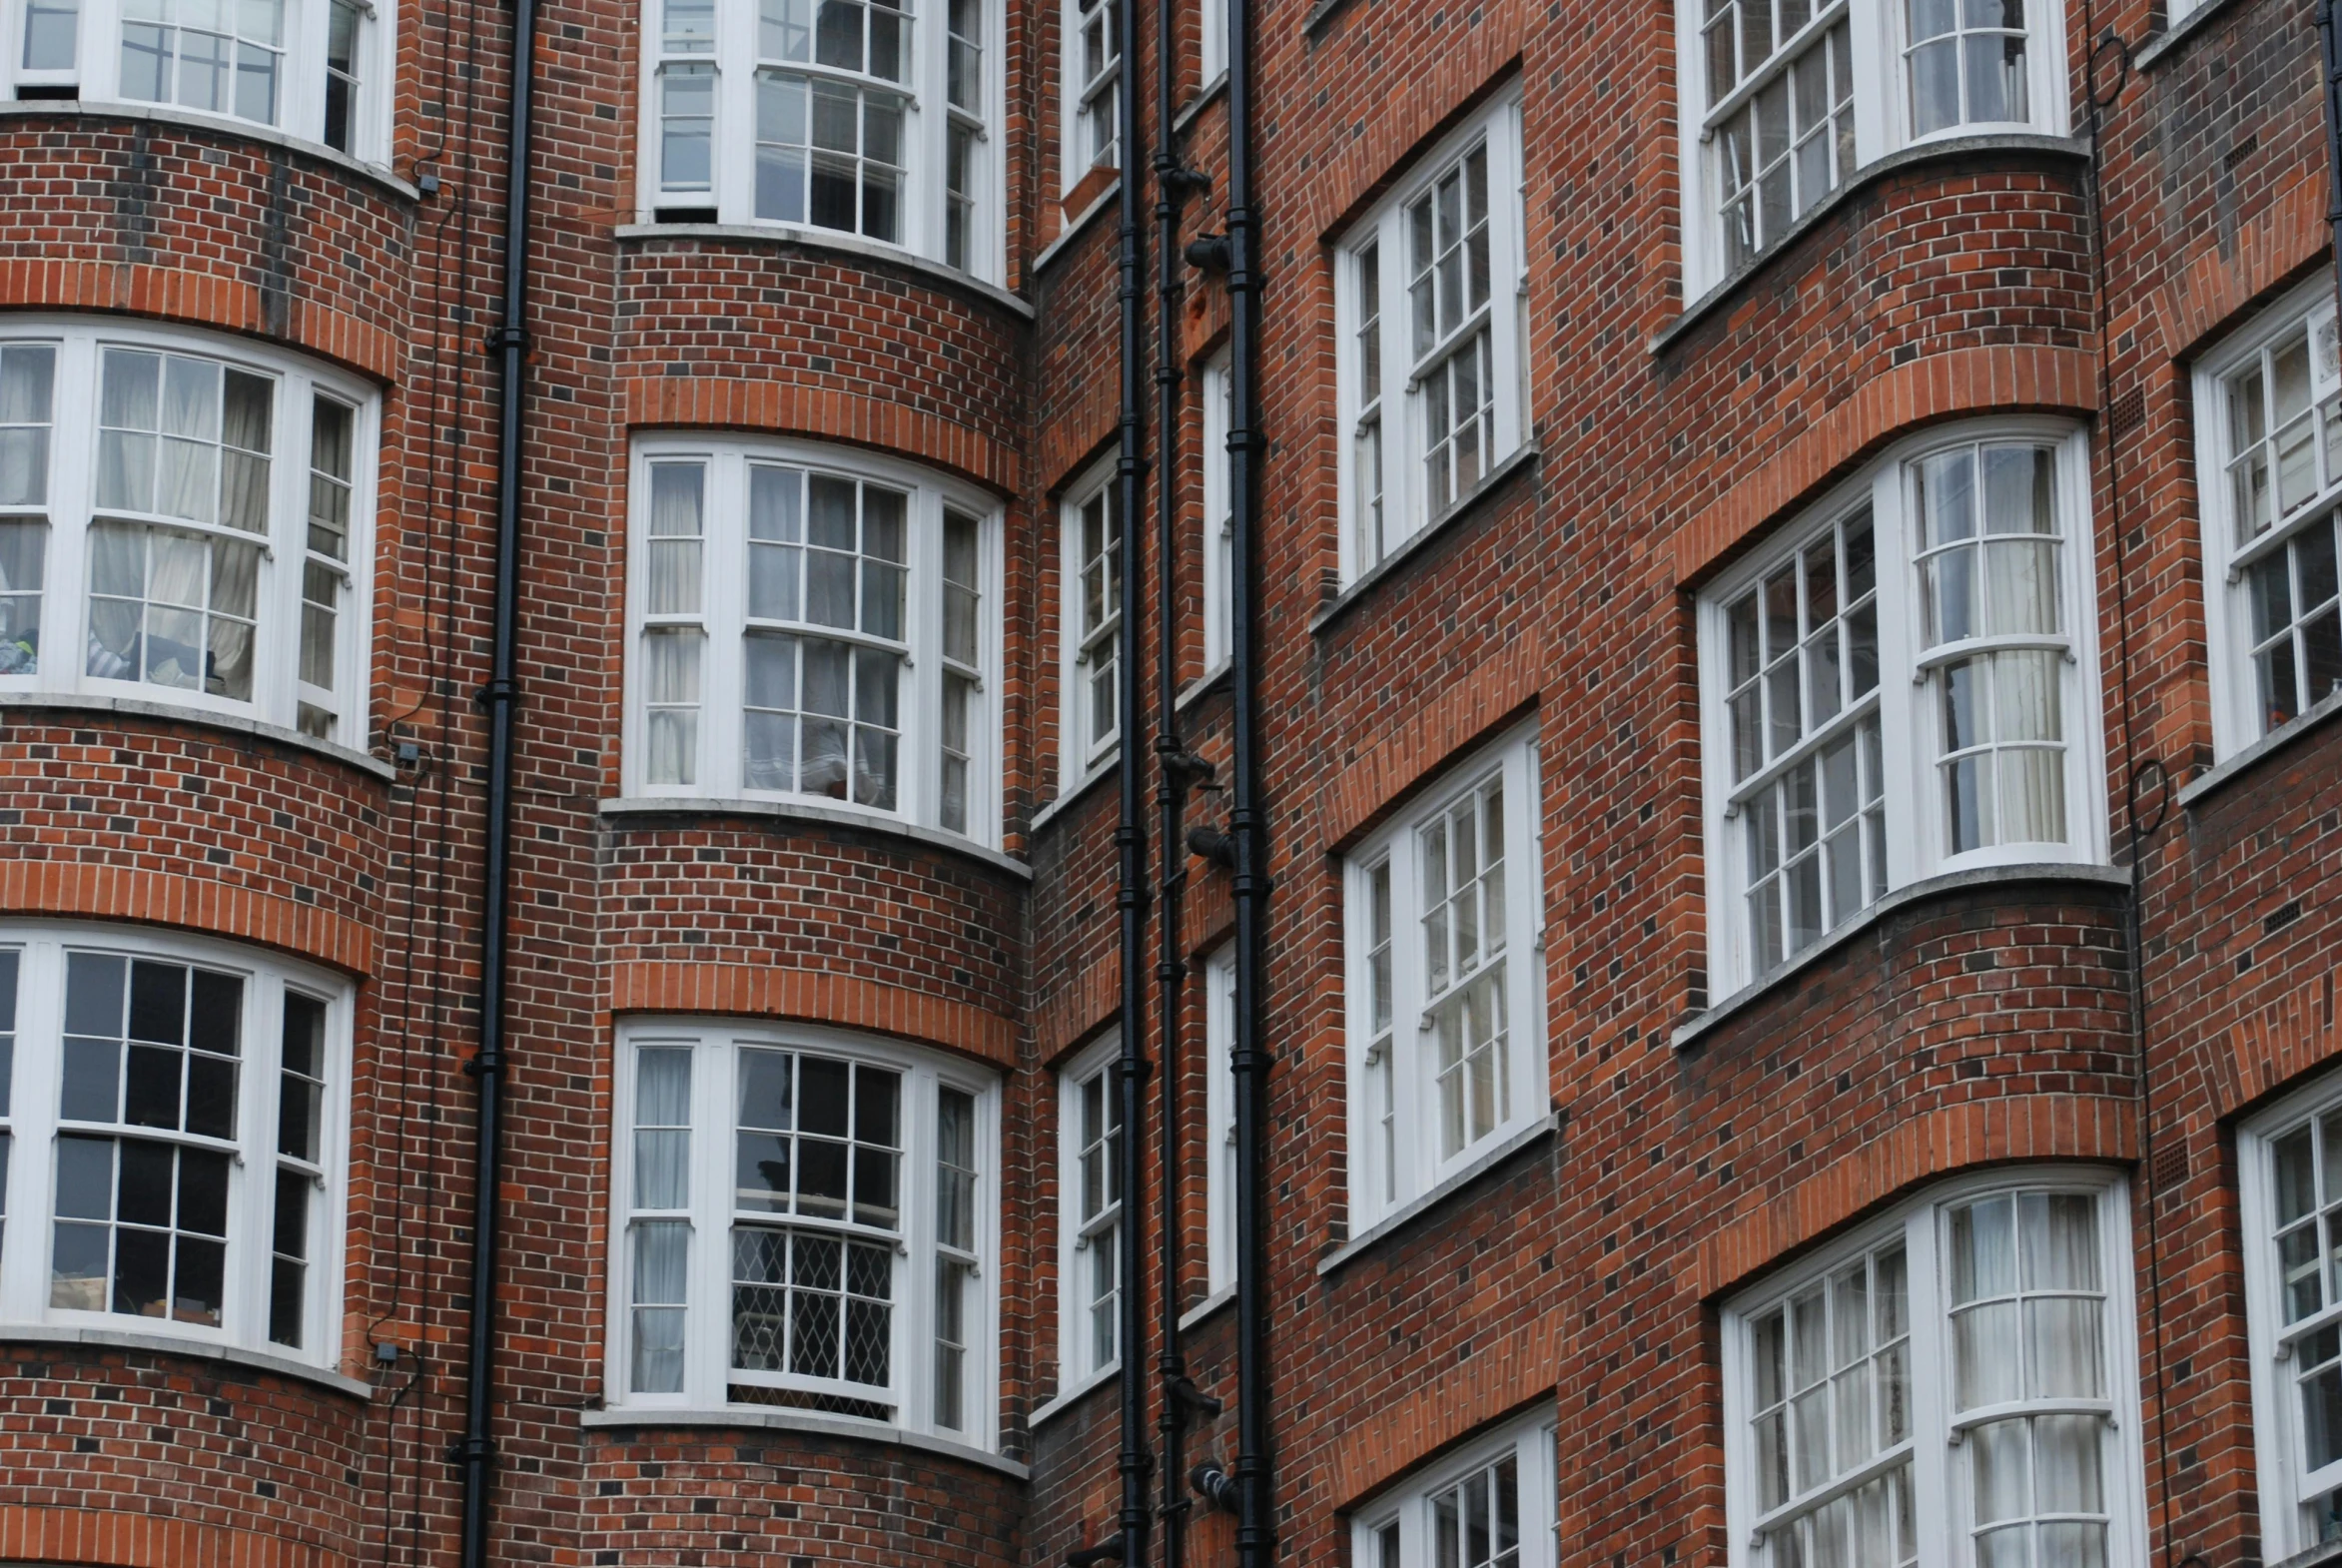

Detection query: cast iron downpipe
xmin=1222 ymin=0 xmax=1273 ymax=1555
xmin=1113 ymin=0 xmax=1157 ymax=1559
xmin=1152 ymin=9 xmax=1217 ymax=1567
xmin=455 ymin=0 xmax=538 ymax=1558
xmin=2324 ymin=0 xmax=2342 ymax=330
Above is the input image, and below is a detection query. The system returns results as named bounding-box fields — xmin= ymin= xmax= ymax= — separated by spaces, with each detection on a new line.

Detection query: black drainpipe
xmin=1222 ymin=0 xmax=1273 ymax=1555
xmin=454 ymin=0 xmax=537 ymax=1557
xmin=1152 ymin=9 xmax=1217 ymax=1567
xmin=1113 ymin=0 xmax=1157 ymax=1558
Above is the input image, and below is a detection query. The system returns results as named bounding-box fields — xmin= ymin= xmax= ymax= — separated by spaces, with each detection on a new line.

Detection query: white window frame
xmin=1060 ymin=0 xmax=1118 ymax=189
xmin=3 ymin=0 xmax=393 ymax=163
xmin=1199 ymin=350 xmax=1232 ymax=673
xmin=605 ymin=1018 xmax=1001 ymax=1446
xmin=1057 ymin=1030 xmax=1123 ymax=1389
xmin=2237 ymin=1068 xmax=2342 ymax=1559
xmin=1350 ymin=1411 xmax=1561 ymax=1568
xmin=1341 ymin=722 xmax=1545 ymax=1230
xmin=0 ymin=317 xmax=378 ymax=745
xmin=0 ymin=921 xmax=351 ymax=1370
xmin=1719 ymin=1168 xmax=2144 ymax=1568
xmin=621 ymin=434 xmax=1003 ymax=845
xmin=1059 ymin=454 xmax=1124 ymax=784
xmin=1201 ymin=945 xmax=1233 ymax=1296
xmin=1696 ymin=418 xmax=2106 ymax=1000
xmin=1195 ymin=0 xmax=1222 ymax=89
xmin=1334 ymin=86 xmax=1530 ymax=586
xmin=2192 ymin=275 xmax=2342 ymax=761
xmin=1672 ymin=0 xmax=2069 ymax=298
xmin=631 ymin=0 xmax=1007 ymax=285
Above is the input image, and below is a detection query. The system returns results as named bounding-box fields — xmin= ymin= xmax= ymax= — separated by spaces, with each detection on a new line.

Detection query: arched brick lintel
xmin=0 ymin=259 xmax=402 ymax=384
xmin=1325 ymin=1311 xmax=1562 ymax=1512
xmin=0 ymin=863 xmax=377 ymax=977
xmin=609 ymin=960 xmax=1019 ymax=1072
xmin=2211 ymin=964 xmax=2342 ymax=1123
xmin=0 ymin=1504 xmax=346 ymax=1568
xmin=1687 ymin=1095 xmax=2137 ymax=1300
xmin=622 ymin=377 xmax=1020 ymax=496
xmin=1666 ymin=344 xmax=2101 ymax=589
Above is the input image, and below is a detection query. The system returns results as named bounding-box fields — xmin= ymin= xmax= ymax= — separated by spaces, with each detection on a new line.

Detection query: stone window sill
xmin=1670 ymin=862 xmax=2133 ymax=1051
xmin=0 ymin=1323 xmax=372 ymax=1399
xmin=1030 ymin=750 xmax=1121 ymax=837
xmin=1309 ymin=442 xmax=1542 ymax=635
xmin=1029 ymin=1358 xmax=1119 ymax=1429
xmin=1651 ymin=134 xmax=2090 ymax=355
xmin=1315 ymin=1113 xmax=1560 ymax=1278
xmin=580 ymin=1405 xmax=1027 ymax=1478
xmin=0 ymin=691 xmax=397 ymax=781
xmin=0 ymin=99 xmax=417 ymax=201
xmin=1175 ymin=71 xmax=1228 ymax=133
xmin=1033 ymin=178 xmax=1122 ymax=278
xmin=597 ymin=795 xmax=1031 ymax=881
xmin=1178 ymin=660 xmax=1232 ymax=712
xmin=2177 ymin=686 xmax=2342 ymax=810
xmin=612 ymin=223 xmax=1033 ymax=321
xmin=2133 ymin=0 xmax=2247 ymax=70
xmin=1178 ymin=1285 xmax=1235 ymax=1332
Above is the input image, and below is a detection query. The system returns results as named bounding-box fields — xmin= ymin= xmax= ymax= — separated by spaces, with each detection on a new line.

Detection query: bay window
xmin=638 ymin=0 xmax=1004 ymax=282
xmin=6 ymin=0 xmax=390 ymax=160
xmin=610 ymin=1021 xmax=998 ymax=1444
xmin=0 ymin=923 xmax=348 ymax=1367
xmin=1343 ymin=724 xmax=1544 ymax=1228
xmin=2192 ymin=278 xmax=2342 ymax=759
xmin=1336 ymin=87 xmax=1529 ymax=582
xmin=2239 ymin=1071 xmax=2342 ymax=1557
xmin=1697 ymin=420 xmax=2103 ymax=999
xmin=1353 ymin=1414 xmax=1560 ymax=1568
xmin=624 ymin=436 xmax=1000 ymax=843
xmin=0 ymin=320 xmax=376 ymax=745
xmin=1059 ymin=1031 xmax=1121 ymax=1385
xmin=1676 ymin=0 xmax=2068 ymax=294
xmin=1060 ymin=458 xmax=1122 ymax=778
xmin=1721 ymin=1171 xmax=2143 ymax=1568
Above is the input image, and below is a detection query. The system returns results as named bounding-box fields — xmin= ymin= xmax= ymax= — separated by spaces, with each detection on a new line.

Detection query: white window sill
xmin=0 ymin=1322 xmax=372 ymax=1399
xmin=1029 ymin=1358 xmax=1120 ymax=1428
xmin=612 ymin=223 xmax=1033 ymax=321
xmin=1316 ymin=1112 xmax=1561 ymax=1279
xmin=1174 ymin=70 xmax=1228 ymax=133
xmin=598 ymin=795 xmax=1031 ymax=880
xmin=1030 ymin=749 xmax=1120 ymax=836
xmin=0 ymin=98 xmax=415 ymax=200
xmin=580 ymin=1404 xmax=1028 ymax=1478
xmin=1 ymin=690 xmax=396 ymax=781
xmin=2270 ymin=1538 xmax=2342 ymax=1568
xmin=1177 ymin=660 xmax=1232 ymax=712
xmin=1671 ymin=861 xmax=2134 ymax=1052
xmin=1178 ymin=1284 xmax=1235 ymax=1332
xmin=1310 ymin=441 xmax=1543 ymax=635
xmin=1032 ymin=177 xmax=1122 ymax=277
xmin=2178 ymin=685 xmax=2342 ymax=810
xmin=2133 ymin=0 xmax=2247 ymax=70
xmin=1652 ymin=133 xmax=2089 ymax=355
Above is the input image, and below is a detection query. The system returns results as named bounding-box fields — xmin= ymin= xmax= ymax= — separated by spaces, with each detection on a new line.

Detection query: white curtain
xmin=157 ymin=356 xmax=221 ymax=524
xmin=630 ymin=1221 xmax=689 ymax=1393
xmin=633 ymin=1047 xmax=692 ymax=1209
xmin=1989 ymin=650 xmax=2065 ymax=844
xmin=645 ymin=462 xmax=703 ymax=616
xmin=205 ymin=537 xmax=260 ymax=700
xmin=0 ymin=345 xmax=53 ymax=507
xmin=640 ymin=627 xmax=702 ymax=785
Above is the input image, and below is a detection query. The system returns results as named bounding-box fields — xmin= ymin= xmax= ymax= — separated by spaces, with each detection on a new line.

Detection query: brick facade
xmin=0 ymin=0 xmax=2336 ymax=1557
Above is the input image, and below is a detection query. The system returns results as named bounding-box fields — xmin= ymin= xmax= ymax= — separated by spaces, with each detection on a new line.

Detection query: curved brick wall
xmin=0 ymin=112 xmax=413 ymax=379
xmin=0 ymin=1344 xmax=369 ymax=1563
xmin=579 ymin=1426 xmax=1025 ymax=1565
xmin=616 ymin=240 xmax=1027 ymax=490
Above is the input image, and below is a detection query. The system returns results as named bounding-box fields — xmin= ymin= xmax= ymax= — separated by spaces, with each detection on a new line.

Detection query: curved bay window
xmin=641 ymin=0 xmax=1002 ymax=280
xmin=0 ymin=320 xmax=376 ymax=745
xmin=1698 ymin=420 xmax=2104 ymax=999
xmin=625 ymin=436 xmax=1000 ymax=842
xmin=5 ymin=0 xmax=390 ymax=160
xmin=611 ymin=1022 xmax=998 ymax=1445
xmin=0 ymin=924 xmax=348 ymax=1367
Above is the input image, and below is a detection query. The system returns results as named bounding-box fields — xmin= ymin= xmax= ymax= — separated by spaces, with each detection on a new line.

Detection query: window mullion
xmin=1 ymin=941 xmax=60 ymax=1324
